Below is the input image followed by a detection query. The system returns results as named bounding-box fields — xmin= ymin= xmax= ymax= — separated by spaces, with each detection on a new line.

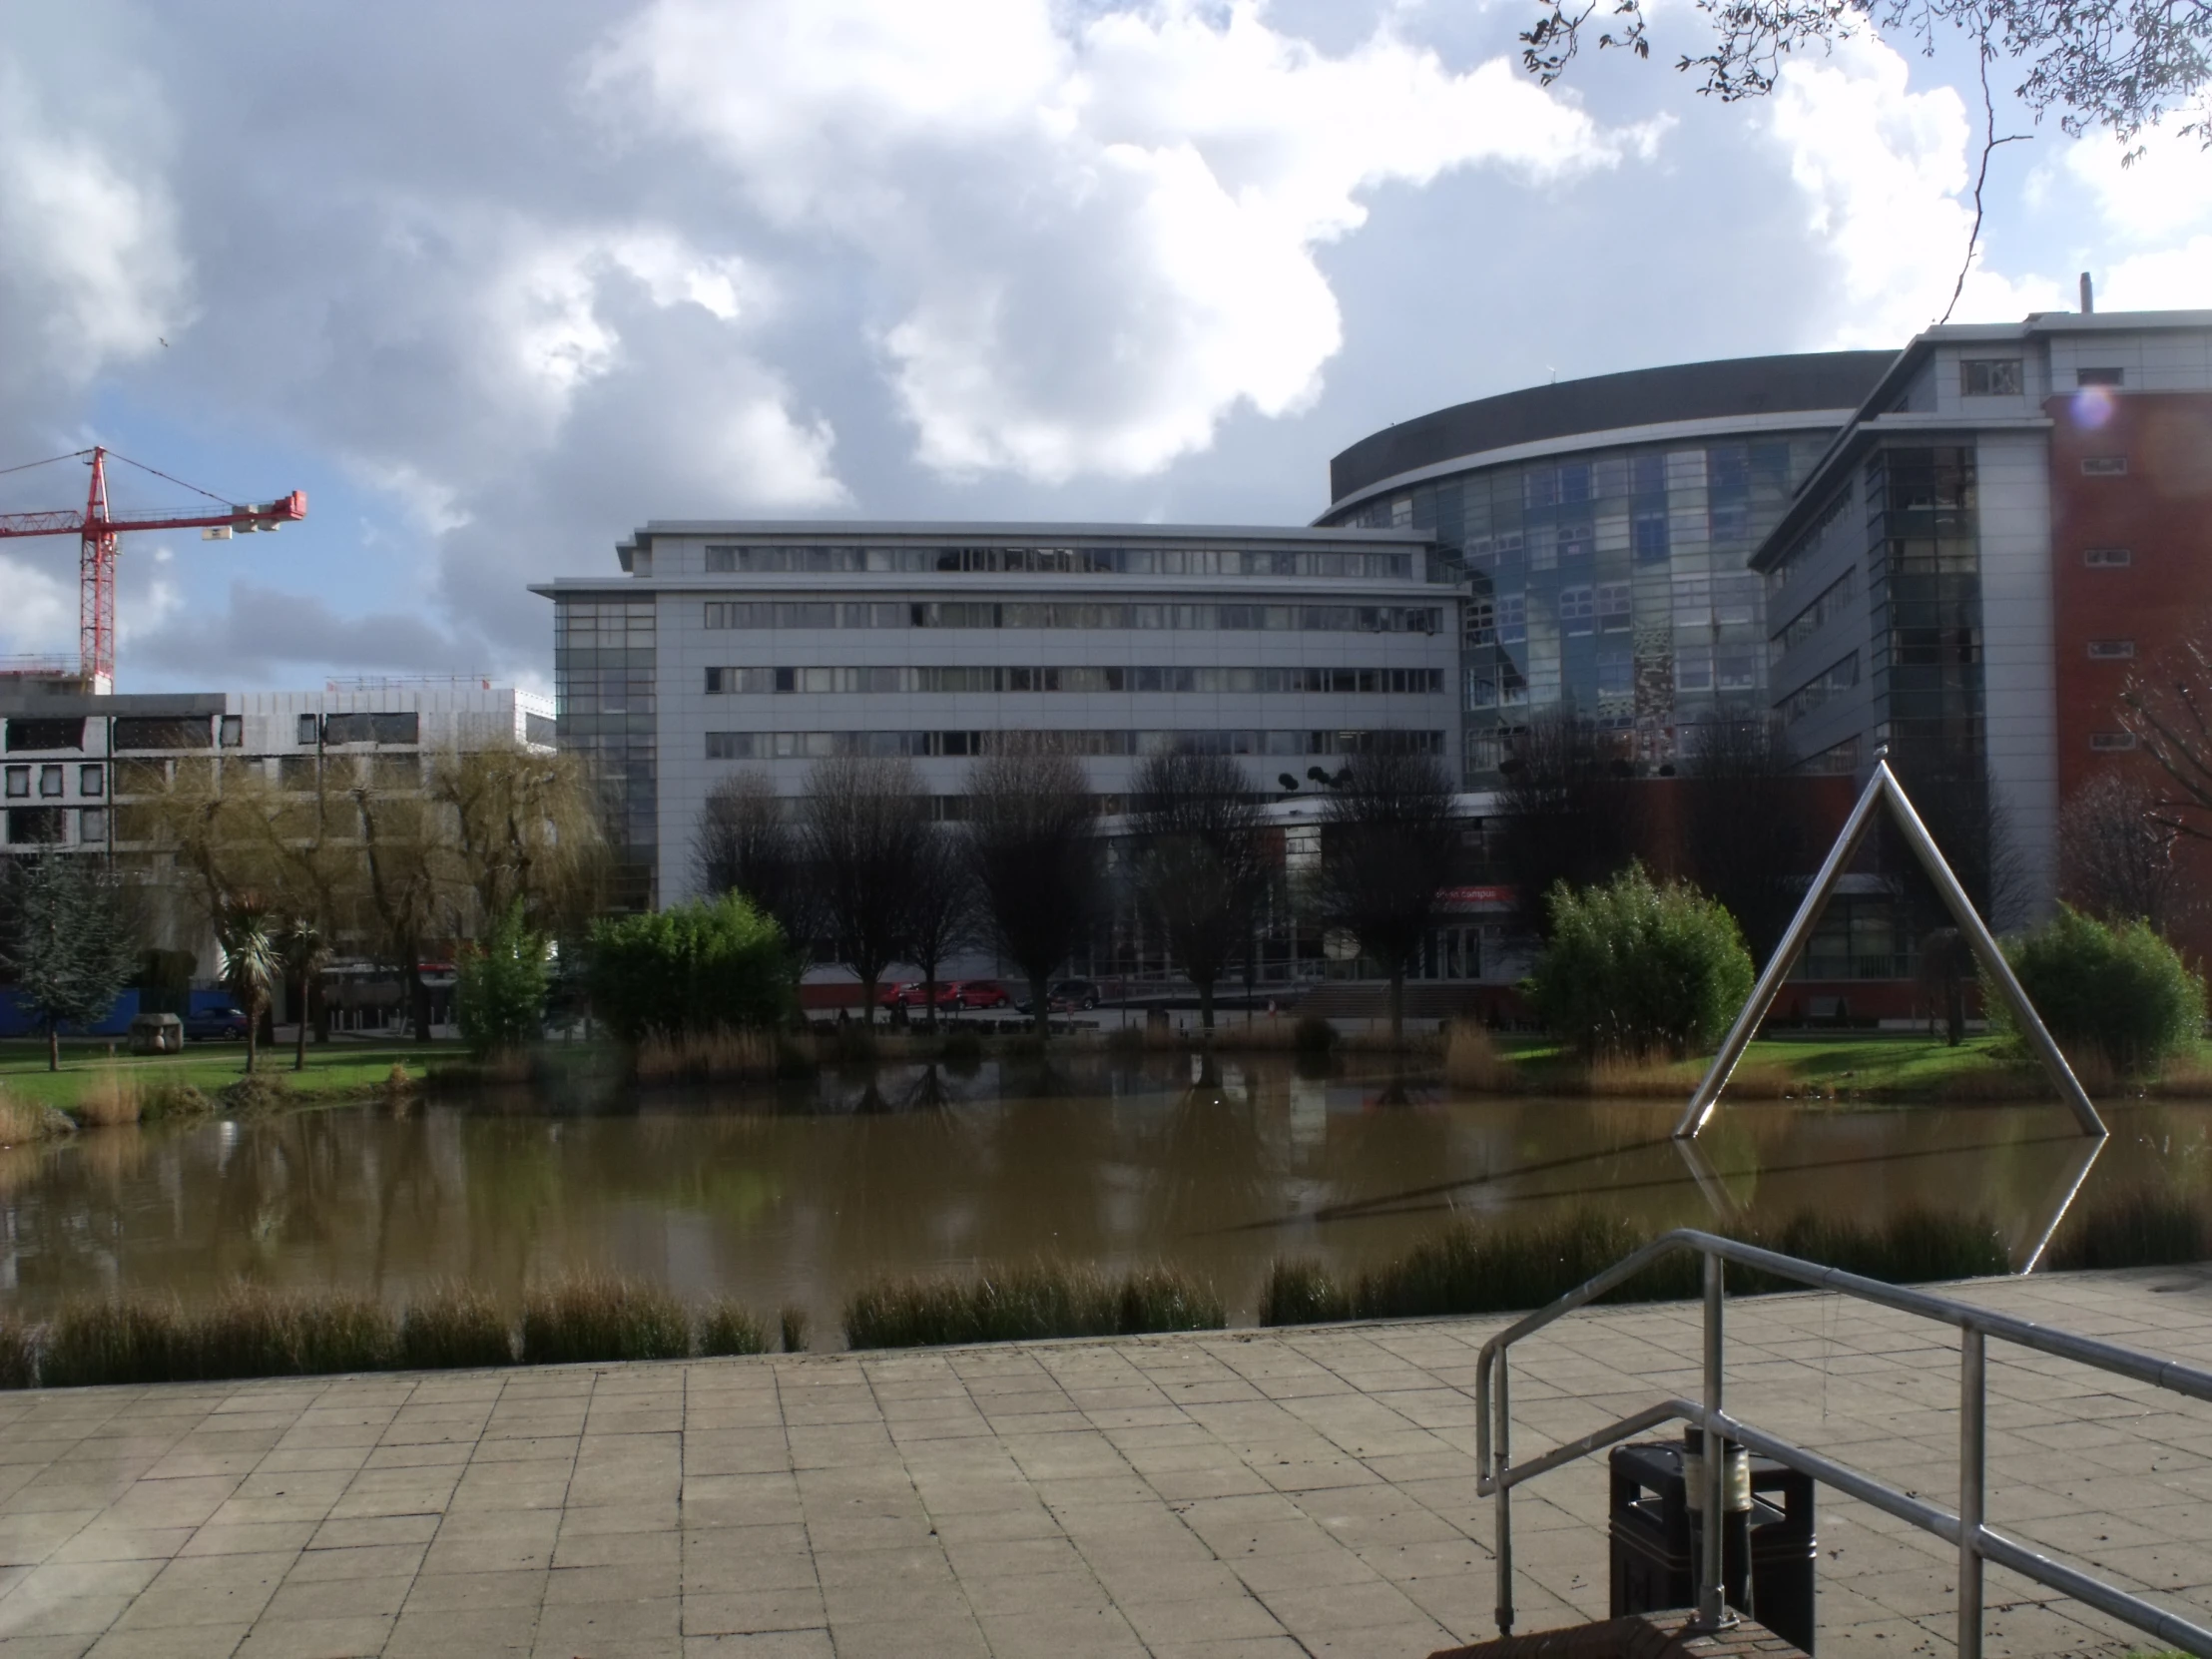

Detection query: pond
xmin=0 ymin=1055 xmax=2200 ymax=1345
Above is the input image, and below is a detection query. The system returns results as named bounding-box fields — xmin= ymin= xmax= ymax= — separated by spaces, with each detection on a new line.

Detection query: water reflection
xmin=0 ymin=1055 xmax=2200 ymax=1345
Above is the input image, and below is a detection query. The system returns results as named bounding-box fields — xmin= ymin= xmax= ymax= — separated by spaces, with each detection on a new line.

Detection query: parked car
xmin=876 ymin=981 xmax=925 ymax=1009
xmin=183 ymin=1004 xmax=250 ymax=1041
xmin=940 ymin=979 xmax=1010 ymax=1010
xmin=1049 ymin=979 xmax=1101 ymax=1011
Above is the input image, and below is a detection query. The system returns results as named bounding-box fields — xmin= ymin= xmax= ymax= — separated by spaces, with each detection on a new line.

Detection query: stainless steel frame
xmin=1675 ymin=750 xmax=2105 ymax=1142
xmin=1475 ymin=1229 xmax=2212 ymax=1657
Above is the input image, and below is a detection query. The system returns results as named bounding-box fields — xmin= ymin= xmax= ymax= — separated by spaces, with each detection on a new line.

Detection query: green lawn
xmin=0 ymin=1038 xmax=453 ymax=1112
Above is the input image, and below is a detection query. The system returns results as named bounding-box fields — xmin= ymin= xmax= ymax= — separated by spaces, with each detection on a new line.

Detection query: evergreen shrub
xmin=1526 ymin=865 xmax=1754 ymax=1059
xmin=587 ymin=893 xmax=788 ymax=1042
xmin=456 ymin=901 xmax=551 ymax=1059
xmin=1995 ymin=904 xmax=2204 ymax=1073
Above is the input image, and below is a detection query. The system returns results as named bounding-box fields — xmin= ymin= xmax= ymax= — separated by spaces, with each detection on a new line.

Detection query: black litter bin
xmin=1608 ymin=1431 xmax=1817 ymax=1653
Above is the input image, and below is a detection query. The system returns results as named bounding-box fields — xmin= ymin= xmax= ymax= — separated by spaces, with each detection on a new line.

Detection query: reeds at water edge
xmin=843 ymin=1262 xmax=1226 ymax=1350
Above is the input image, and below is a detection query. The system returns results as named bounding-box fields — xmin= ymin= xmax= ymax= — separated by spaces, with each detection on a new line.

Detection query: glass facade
xmin=554 ymin=597 xmax=658 ymax=908
xmin=1865 ymin=445 xmax=1982 ymax=767
xmin=1328 ymin=435 xmax=1832 ymax=782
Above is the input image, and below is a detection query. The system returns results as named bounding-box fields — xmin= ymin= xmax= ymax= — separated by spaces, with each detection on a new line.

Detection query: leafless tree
xmin=901 ymin=821 xmax=981 ymax=1028
xmin=2120 ymin=630 xmax=2212 ymax=843
xmin=964 ymin=748 xmax=1102 ymax=1037
xmin=1128 ymin=749 xmax=1272 ymax=1031
xmin=695 ymin=771 xmax=820 ymax=964
xmin=2059 ymin=771 xmax=2186 ymax=930
xmin=1881 ymin=753 xmax=2031 ymax=934
xmin=1311 ymin=749 xmax=1463 ymax=1044
xmin=1681 ymin=708 xmax=1815 ymax=961
xmin=1493 ymin=711 xmax=1643 ymax=937
xmin=802 ymin=757 xmax=931 ymax=1026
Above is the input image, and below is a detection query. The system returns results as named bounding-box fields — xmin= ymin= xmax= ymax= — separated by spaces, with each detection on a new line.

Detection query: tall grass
xmin=1442 ymin=1022 xmax=1516 ymax=1091
xmin=634 ymin=1027 xmax=781 ymax=1083
xmin=1257 ymin=1208 xmax=2012 ymax=1326
xmin=521 ymin=1273 xmax=691 ymax=1365
xmin=844 ymin=1262 xmax=1225 ymax=1350
xmin=0 ymin=1096 xmax=58 ymax=1146
xmin=73 ymin=1071 xmax=142 ymax=1128
xmin=696 ymin=1299 xmax=770 ymax=1357
xmin=2044 ymin=1188 xmax=2211 ymax=1270
xmin=41 ymin=1297 xmax=188 ymax=1387
xmin=399 ymin=1285 xmax=515 ymax=1370
xmin=779 ymin=1306 xmax=810 ymax=1353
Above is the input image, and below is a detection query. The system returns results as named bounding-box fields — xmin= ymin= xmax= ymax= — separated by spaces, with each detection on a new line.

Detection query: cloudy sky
xmin=2 ymin=0 xmax=2206 ymax=695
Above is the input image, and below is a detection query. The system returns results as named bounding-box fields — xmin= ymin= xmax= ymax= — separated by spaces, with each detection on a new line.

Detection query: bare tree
xmin=2121 ymin=630 xmax=2212 ymax=843
xmin=1128 ymin=749 xmax=1271 ymax=1031
xmin=1311 ymin=749 xmax=1463 ymax=1043
xmin=964 ymin=748 xmax=1102 ymax=1037
xmin=1493 ymin=711 xmax=1643 ymax=938
xmin=901 ymin=822 xmax=980 ymax=1028
xmin=802 ymin=757 xmax=930 ymax=1026
xmin=2059 ymin=771 xmax=2186 ymax=929
xmin=695 ymin=771 xmax=820 ymax=967
xmin=1681 ymin=708 xmax=1815 ymax=962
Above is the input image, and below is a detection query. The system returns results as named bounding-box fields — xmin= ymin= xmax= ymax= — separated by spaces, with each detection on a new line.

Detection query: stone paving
xmin=0 ymin=1265 xmax=2208 ymax=1659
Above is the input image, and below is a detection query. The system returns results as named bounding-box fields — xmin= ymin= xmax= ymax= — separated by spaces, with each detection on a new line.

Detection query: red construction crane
xmin=0 ymin=445 xmax=305 ymax=694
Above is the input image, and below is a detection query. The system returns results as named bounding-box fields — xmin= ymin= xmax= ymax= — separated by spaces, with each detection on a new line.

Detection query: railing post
xmin=1495 ymin=1352 xmax=1515 ymax=1636
xmin=1959 ymin=1328 xmax=1986 ymax=1659
xmin=1696 ymin=1250 xmax=1735 ymax=1631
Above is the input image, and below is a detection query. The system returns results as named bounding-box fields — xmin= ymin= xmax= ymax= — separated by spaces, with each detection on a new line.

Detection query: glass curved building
xmin=1317 ymin=353 xmax=1896 ymax=783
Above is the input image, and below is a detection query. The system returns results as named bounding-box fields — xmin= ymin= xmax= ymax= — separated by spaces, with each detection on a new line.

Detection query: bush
xmin=1525 ymin=865 xmax=1755 ymax=1059
xmin=696 ymin=1300 xmax=770 ymax=1357
xmin=456 ymin=901 xmax=551 ymax=1060
xmin=521 ymin=1272 xmax=691 ymax=1365
xmin=41 ymin=1297 xmax=185 ymax=1387
xmin=2044 ymin=1187 xmax=2211 ymax=1270
xmin=780 ymin=1306 xmax=810 ymax=1353
xmin=1293 ymin=1015 xmax=1338 ymax=1056
xmin=399 ymin=1285 xmax=514 ymax=1370
xmin=1996 ymin=905 xmax=2205 ymax=1074
xmin=588 ymin=893 xmax=789 ymax=1043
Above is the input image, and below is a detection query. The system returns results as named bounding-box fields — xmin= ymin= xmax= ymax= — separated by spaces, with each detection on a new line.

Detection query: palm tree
xmin=217 ymin=901 xmax=277 ymax=1075
xmin=276 ymin=915 xmax=328 ymax=1072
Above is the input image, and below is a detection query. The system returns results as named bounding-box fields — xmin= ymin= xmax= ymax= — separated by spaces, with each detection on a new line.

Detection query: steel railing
xmin=1474 ymin=1230 xmax=2212 ymax=1658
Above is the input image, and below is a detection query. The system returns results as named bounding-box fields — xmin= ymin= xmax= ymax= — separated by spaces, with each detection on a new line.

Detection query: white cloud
xmin=0 ymin=553 xmax=73 ymax=659
xmin=2100 ymin=238 xmax=2212 ymax=309
xmin=1769 ymin=37 xmax=2062 ymax=344
xmin=598 ymin=0 xmax=1644 ymax=481
xmin=0 ymin=54 xmax=188 ymax=413
xmin=2064 ymin=121 xmax=2212 ymax=243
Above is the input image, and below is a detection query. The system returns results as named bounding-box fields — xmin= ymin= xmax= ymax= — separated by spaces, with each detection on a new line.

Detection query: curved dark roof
xmin=1328 ymin=351 xmax=1897 ymax=507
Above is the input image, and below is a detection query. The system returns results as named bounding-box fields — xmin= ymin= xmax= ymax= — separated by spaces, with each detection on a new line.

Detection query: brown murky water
xmin=0 ymin=1055 xmax=2201 ymax=1343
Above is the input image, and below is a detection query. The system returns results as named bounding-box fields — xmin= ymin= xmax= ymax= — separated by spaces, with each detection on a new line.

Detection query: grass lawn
xmin=0 ymin=1037 xmax=454 ymax=1112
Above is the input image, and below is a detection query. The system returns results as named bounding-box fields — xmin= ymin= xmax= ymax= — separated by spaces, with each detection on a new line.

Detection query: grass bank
xmin=1 ymin=1272 xmax=801 ymax=1390
xmin=0 ymin=1038 xmax=445 ymax=1130
xmin=1443 ymin=1024 xmax=2212 ymax=1102
xmin=843 ymin=1263 xmax=1224 ymax=1350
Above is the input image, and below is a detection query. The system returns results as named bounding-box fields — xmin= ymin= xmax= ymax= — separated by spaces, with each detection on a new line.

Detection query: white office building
xmin=534 ymin=523 xmax=1457 ymax=907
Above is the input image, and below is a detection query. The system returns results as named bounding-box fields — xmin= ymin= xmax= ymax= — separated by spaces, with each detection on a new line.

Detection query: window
xmin=2077 ymin=367 xmax=2124 ymax=386
xmin=1960 ymin=358 xmax=2022 ymax=395
xmin=1560 ymin=585 xmax=1594 ymax=635
xmin=2087 ymin=640 xmax=2136 ymax=660
xmin=7 ymin=807 xmax=64 ymax=843
xmin=1597 ymin=582 xmax=1631 ymax=632
xmin=1596 ymin=650 xmax=1632 ymax=699
xmin=38 ymin=766 xmax=62 ymax=799
xmin=278 ymin=756 xmax=317 ymax=790
xmin=1676 ymin=652 xmax=1713 ymax=693
xmin=1672 ymin=576 xmax=1711 ymax=629
xmin=1466 ymin=671 xmax=1497 ymax=709
xmin=1632 ymin=511 xmax=1669 ymax=563
xmin=2090 ymin=732 xmax=2137 ymax=752
xmin=1780 ymin=653 xmax=1860 ymax=723
xmin=705 ymin=547 xmax=738 ymax=572
xmin=79 ymin=765 xmax=103 ymax=798
xmin=297 ymin=713 xmax=318 ymax=746
xmin=3 ymin=767 xmax=25 ymax=799
xmin=79 ymin=808 xmax=107 ymax=842
xmin=113 ymin=716 xmax=211 ymax=751
xmin=1775 ymin=569 xmax=1855 ymax=659
xmin=2082 ymin=456 xmax=2128 ymax=475
xmin=1713 ymin=575 xmax=1759 ymax=627
xmin=1716 ymin=652 xmax=1758 ymax=692
xmin=2083 ymin=547 xmax=2132 ymax=568
xmin=219 ymin=715 xmax=244 ymax=749
xmin=1497 ymin=594 xmax=1526 ymax=645
xmin=5 ymin=718 xmax=82 ymax=752
xmin=1465 ymin=596 xmax=1496 ymax=648
xmin=706 ymin=733 xmax=755 ymax=760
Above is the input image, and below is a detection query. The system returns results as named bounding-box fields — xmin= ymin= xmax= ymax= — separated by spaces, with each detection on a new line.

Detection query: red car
xmin=875 ymin=981 xmax=927 ymax=1009
xmin=938 ymin=979 xmax=1010 ymax=1010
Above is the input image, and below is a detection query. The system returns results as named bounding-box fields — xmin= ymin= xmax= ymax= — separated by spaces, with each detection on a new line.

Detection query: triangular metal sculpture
xmin=1675 ymin=748 xmax=2107 ymax=1142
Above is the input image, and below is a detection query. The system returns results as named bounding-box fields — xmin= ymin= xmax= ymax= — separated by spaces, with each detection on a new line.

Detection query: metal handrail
xmin=1474 ymin=1229 xmax=2212 ymax=1657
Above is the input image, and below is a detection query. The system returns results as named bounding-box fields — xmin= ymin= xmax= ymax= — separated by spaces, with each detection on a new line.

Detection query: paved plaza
xmin=0 ymin=1265 xmax=2207 ymax=1659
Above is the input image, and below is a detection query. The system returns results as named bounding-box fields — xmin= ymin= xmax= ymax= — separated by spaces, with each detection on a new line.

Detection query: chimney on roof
xmin=2080 ymin=272 xmax=2095 ymax=314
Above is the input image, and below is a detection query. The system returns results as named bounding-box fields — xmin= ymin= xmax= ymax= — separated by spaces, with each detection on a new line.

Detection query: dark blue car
xmin=182 ymin=1004 xmax=250 ymax=1041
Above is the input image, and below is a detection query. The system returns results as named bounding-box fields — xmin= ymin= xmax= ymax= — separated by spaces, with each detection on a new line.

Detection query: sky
xmin=1 ymin=0 xmax=2206 ymax=698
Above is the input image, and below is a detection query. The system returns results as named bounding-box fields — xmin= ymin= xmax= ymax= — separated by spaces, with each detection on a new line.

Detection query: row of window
xmin=1 ymin=716 xmax=243 ymax=754
xmin=704 ymin=729 xmax=1446 ymax=761
xmin=1349 ymin=444 xmax=1790 ymax=531
xmin=2 ymin=807 xmax=103 ymax=844
xmin=294 ymin=712 xmax=422 ymax=747
xmin=1781 ymin=654 xmax=1861 ymax=724
xmin=702 ymin=545 xmax=1412 ymax=580
xmin=699 ymin=600 xmax=1445 ymax=635
xmin=1957 ymin=359 xmax=2123 ymax=395
xmin=4 ymin=765 xmax=103 ymax=800
xmin=1464 ymin=575 xmax=1759 ymax=647
xmin=1774 ymin=568 xmax=1856 ymax=661
xmin=702 ymin=666 xmax=1446 ymax=696
xmin=1465 ymin=650 xmax=1761 ymax=707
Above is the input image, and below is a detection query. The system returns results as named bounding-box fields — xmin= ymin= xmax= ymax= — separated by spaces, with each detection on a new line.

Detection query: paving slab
xmin=0 ymin=1265 xmax=2208 ymax=1657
